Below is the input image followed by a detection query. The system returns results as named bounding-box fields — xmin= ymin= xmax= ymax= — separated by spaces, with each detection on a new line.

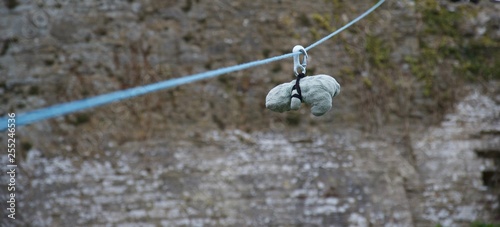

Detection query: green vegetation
xmin=470 ymin=222 xmax=500 ymax=227
xmin=436 ymin=221 xmax=500 ymax=227
xmin=308 ymin=0 xmax=499 ymax=127
xmin=404 ymin=48 xmax=438 ymax=97
xmin=312 ymin=13 xmax=334 ymax=32
xmin=441 ymin=37 xmax=500 ymax=81
xmin=21 ymin=141 xmax=33 ymax=151
xmin=365 ymin=35 xmax=391 ymax=69
xmin=181 ymin=0 xmax=193 ymax=12
xmin=419 ymin=0 xmax=463 ymax=37
xmin=67 ymin=113 xmax=91 ymax=126
xmin=408 ymin=0 xmax=499 ymax=97
xmin=4 ymin=0 xmax=19 ymax=9
xmin=28 ymin=86 xmax=40 ymax=95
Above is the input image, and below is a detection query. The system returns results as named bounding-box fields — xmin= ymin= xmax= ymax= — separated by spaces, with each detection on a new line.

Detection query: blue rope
xmin=305 ymin=0 xmax=386 ymax=51
xmin=0 ymin=0 xmax=385 ymax=131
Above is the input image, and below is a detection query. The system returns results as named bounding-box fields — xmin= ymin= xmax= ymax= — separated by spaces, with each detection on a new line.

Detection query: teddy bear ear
xmin=266 ymin=83 xmax=294 ymax=113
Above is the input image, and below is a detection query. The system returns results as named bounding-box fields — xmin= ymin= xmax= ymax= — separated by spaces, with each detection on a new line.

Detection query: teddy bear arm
xmin=265 ymin=83 xmax=293 ymax=112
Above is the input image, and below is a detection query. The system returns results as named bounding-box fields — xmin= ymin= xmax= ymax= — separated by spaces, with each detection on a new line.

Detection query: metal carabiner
xmin=292 ymin=45 xmax=308 ymax=76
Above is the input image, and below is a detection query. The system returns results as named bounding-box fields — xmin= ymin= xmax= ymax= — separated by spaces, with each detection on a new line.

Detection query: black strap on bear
xmin=291 ymin=73 xmax=306 ymax=102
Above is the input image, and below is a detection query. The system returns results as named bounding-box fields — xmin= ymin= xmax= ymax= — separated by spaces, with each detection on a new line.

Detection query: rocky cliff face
xmin=0 ymin=0 xmax=499 ymax=226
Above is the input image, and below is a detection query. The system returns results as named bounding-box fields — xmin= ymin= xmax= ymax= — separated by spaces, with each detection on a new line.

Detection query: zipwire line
xmin=0 ymin=0 xmax=385 ymax=130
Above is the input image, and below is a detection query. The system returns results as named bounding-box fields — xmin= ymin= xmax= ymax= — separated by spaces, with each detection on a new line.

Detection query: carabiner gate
xmin=292 ymin=45 xmax=308 ymax=76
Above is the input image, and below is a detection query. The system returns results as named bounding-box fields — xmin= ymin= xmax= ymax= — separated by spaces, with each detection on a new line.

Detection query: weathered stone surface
xmin=0 ymin=90 xmax=497 ymax=226
xmin=0 ymin=0 xmax=499 ymax=226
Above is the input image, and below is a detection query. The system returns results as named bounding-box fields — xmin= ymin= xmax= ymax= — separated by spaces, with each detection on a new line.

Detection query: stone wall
xmin=1 ymin=90 xmax=499 ymax=226
xmin=0 ymin=0 xmax=499 ymax=226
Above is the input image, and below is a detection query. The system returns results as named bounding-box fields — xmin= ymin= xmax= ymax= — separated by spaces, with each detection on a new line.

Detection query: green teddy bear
xmin=265 ymin=73 xmax=340 ymax=116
